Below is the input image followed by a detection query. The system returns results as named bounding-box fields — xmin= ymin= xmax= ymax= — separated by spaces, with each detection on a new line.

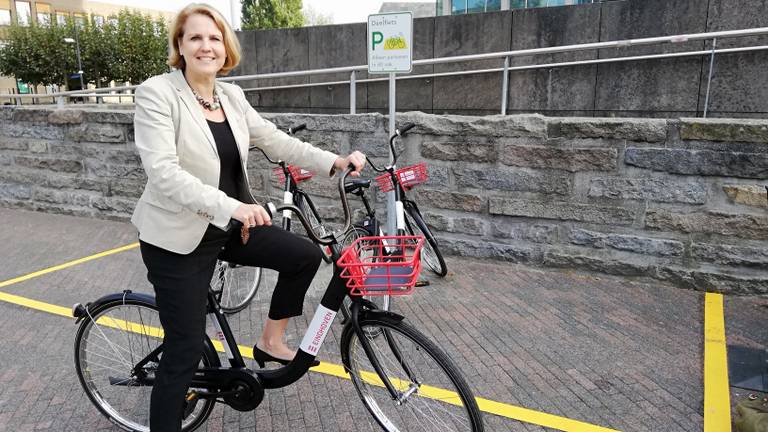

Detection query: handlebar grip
xmin=398 ymin=123 xmax=416 ymax=136
xmin=288 ymin=124 xmax=307 ymax=135
xmin=265 ymin=202 xmax=277 ymax=218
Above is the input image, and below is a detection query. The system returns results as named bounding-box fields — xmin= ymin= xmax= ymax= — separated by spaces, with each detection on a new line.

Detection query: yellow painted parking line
xmin=0 ymin=287 xmax=618 ymax=432
xmin=703 ymin=293 xmax=731 ymax=432
xmin=0 ymin=242 xmax=139 ymax=289
xmin=0 ymin=290 xmax=73 ymax=318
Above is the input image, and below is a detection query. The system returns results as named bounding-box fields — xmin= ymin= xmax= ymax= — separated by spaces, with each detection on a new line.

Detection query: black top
xmin=207 ymin=118 xmax=242 ymax=201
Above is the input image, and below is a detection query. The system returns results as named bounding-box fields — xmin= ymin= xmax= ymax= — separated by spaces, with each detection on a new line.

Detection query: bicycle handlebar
xmin=398 ymin=123 xmax=416 ymax=136
xmin=229 ymin=166 xmax=356 ymax=246
xmin=288 ymin=123 xmax=306 ymax=135
xmin=365 ymin=123 xmax=418 ymax=173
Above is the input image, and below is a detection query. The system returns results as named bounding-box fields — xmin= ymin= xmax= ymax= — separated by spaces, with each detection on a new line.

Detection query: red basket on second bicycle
xmin=337 ymin=235 xmax=424 ymax=296
xmin=274 ymin=165 xmax=314 ymax=184
xmin=374 ymin=162 xmax=428 ymax=192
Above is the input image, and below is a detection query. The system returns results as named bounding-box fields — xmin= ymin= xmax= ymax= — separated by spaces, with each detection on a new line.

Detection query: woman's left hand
xmin=333 ymin=151 xmax=366 ymax=177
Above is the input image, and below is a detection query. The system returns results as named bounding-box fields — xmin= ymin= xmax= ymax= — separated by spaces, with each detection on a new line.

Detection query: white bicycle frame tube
xmin=208 ymin=313 xmax=235 ymax=360
xmin=283 ymin=191 xmax=293 ymax=219
xmin=299 ymin=304 xmax=337 ymax=355
xmin=395 ymin=201 xmax=405 ymax=231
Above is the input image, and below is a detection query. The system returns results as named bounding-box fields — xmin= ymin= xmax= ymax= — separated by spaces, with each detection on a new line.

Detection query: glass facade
xmin=443 ymin=0 xmax=606 ymax=15
xmin=452 ymin=0 xmax=502 ymax=14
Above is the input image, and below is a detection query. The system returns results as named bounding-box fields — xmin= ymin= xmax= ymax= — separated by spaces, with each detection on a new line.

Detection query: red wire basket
xmin=273 ymin=165 xmax=315 ymax=184
xmin=337 ymin=236 xmax=424 ymax=296
xmin=374 ymin=163 xmax=428 ymax=192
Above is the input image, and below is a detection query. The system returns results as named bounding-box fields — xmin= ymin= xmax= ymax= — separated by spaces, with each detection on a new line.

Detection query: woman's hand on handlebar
xmin=333 ymin=151 xmax=366 ymax=177
xmin=232 ymin=203 xmax=272 ymax=227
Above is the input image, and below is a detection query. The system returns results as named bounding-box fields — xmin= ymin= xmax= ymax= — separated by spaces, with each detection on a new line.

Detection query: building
xmin=379 ymin=1 xmax=619 ymax=18
xmin=436 ymin=0 xmax=613 ymax=15
xmin=0 ymin=0 xmax=174 ymax=101
xmin=379 ymin=2 xmax=438 ymax=18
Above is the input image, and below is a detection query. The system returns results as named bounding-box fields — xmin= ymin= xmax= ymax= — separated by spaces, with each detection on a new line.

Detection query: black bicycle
xmin=72 ymin=166 xmax=484 ymax=432
xmin=207 ymin=124 xmax=313 ymax=313
xmin=368 ymin=123 xmax=448 ymax=277
xmin=254 ymin=123 xmax=336 ymax=264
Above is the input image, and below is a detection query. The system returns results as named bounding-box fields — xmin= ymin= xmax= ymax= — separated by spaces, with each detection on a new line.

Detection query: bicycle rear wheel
xmin=341 ymin=314 xmax=483 ymax=431
xmin=74 ymin=299 xmax=217 ymax=432
xmin=403 ymin=204 xmax=447 ymax=277
xmin=211 ymin=260 xmax=261 ymax=314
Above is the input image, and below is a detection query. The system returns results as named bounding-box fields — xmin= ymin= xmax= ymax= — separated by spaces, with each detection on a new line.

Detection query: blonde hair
xmin=167 ymin=3 xmax=241 ymax=75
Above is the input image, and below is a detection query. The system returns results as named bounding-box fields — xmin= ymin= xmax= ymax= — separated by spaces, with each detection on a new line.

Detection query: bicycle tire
xmin=74 ymin=298 xmax=218 ymax=432
xmin=211 ymin=260 xmax=262 ymax=314
xmin=295 ymin=192 xmax=333 ymax=264
xmin=339 ymin=227 xmax=391 ymax=323
xmin=340 ymin=313 xmax=484 ymax=431
xmin=403 ymin=203 xmax=448 ymax=277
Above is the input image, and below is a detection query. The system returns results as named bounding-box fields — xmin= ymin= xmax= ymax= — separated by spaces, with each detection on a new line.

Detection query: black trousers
xmin=139 ymin=225 xmax=322 ymax=432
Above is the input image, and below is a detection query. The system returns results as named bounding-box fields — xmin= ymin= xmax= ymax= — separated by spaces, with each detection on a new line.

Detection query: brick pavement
xmin=0 ymin=207 xmax=765 ymax=431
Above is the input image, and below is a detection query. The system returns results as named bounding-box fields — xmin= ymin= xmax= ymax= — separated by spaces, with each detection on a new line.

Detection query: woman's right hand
xmin=232 ymin=203 xmax=272 ymax=227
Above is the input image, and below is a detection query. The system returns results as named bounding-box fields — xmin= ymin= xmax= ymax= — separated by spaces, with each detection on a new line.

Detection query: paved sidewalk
xmin=0 ymin=207 xmax=765 ymax=431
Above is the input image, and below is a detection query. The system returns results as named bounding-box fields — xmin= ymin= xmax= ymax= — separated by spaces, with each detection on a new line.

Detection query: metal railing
xmin=4 ymin=27 xmax=768 ymax=118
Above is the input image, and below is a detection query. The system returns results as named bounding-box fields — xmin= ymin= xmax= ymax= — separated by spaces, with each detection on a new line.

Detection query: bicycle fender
xmin=73 ymin=290 xmax=156 ymax=324
xmin=361 ymin=308 xmax=405 ymax=323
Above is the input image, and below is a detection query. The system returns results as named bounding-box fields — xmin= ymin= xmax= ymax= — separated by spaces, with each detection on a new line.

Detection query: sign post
xmin=367 ymin=12 xmax=413 ymax=236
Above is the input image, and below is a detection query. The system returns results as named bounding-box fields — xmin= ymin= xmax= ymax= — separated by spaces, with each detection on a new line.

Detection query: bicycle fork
xmin=348 ymin=301 xmax=421 ymax=404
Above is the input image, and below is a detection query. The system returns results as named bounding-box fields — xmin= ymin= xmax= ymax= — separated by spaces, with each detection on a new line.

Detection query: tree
xmin=302 ymin=5 xmax=333 ymax=26
xmin=111 ymin=10 xmax=168 ymax=84
xmin=241 ymin=0 xmax=304 ymax=30
xmin=0 ymin=10 xmax=167 ymax=88
xmin=0 ymin=22 xmax=73 ymax=86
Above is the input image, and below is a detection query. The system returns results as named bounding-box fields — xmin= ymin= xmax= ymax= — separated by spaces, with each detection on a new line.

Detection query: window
xmin=56 ymin=11 xmax=67 ymax=25
xmin=36 ymin=2 xmax=51 ymax=26
xmin=93 ymin=15 xmax=104 ymax=27
xmin=73 ymin=12 xmax=84 ymax=27
xmin=0 ymin=0 xmax=9 ymax=26
xmin=452 ymin=0 xmax=466 ymax=14
xmin=467 ymin=0 xmax=501 ymax=13
xmin=15 ymin=1 xmax=31 ymax=26
xmin=0 ymin=10 xmax=10 ymax=26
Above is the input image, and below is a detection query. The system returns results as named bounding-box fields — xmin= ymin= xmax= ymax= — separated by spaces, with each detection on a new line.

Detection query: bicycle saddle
xmin=344 ymin=178 xmax=372 ymax=194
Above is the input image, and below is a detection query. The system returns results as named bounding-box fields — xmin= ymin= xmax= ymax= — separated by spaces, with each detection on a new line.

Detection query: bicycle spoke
xmin=346 ymin=320 xmax=479 ymax=431
xmin=76 ymin=302 xmax=214 ymax=432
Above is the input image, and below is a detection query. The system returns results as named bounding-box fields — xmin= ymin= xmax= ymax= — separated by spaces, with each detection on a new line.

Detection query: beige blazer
xmin=131 ymin=69 xmax=338 ymax=254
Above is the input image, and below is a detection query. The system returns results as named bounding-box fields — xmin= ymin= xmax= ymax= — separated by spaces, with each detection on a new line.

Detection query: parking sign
xmin=367 ymin=12 xmax=413 ymax=74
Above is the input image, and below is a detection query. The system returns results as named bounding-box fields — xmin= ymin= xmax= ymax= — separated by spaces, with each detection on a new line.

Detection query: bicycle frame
xmin=99 ymin=168 xmax=409 ymax=402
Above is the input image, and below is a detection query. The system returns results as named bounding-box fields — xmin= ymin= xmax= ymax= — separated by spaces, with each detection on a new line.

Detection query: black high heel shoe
xmin=253 ymin=346 xmax=320 ymax=368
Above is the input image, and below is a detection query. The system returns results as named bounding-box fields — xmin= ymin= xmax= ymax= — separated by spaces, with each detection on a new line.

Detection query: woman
xmin=131 ymin=4 xmax=365 ymax=431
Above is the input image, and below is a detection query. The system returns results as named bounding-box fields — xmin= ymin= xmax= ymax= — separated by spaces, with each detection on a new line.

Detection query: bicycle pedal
xmin=415 ymin=280 xmax=430 ymax=287
xmin=182 ymin=391 xmax=200 ymax=419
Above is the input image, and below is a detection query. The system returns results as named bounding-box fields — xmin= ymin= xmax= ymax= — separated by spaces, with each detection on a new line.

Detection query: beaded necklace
xmin=190 ymin=86 xmax=221 ymax=111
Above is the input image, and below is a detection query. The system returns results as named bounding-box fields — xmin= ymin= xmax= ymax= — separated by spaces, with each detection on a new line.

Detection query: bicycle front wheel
xmin=211 ymin=260 xmax=261 ymax=314
xmin=341 ymin=315 xmax=484 ymax=431
xmin=404 ymin=205 xmax=448 ymax=277
xmin=74 ymin=299 xmax=217 ymax=432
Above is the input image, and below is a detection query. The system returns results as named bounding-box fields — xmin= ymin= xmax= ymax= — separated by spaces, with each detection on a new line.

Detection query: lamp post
xmin=63 ymin=25 xmax=84 ymax=92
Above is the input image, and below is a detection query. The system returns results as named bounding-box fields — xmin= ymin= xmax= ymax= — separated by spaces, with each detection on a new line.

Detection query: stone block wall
xmin=232 ymin=0 xmax=768 ymax=117
xmin=0 ymin=105 xmax=766 ymax=294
